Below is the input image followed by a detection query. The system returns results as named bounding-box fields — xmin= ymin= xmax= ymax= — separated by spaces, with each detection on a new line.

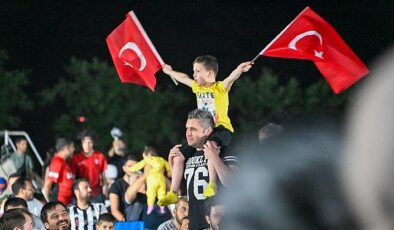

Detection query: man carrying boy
xmin=160 ymin=55 xmax=250 ymax=199
xmin=161 ymin=109 xmax=238 ymax=230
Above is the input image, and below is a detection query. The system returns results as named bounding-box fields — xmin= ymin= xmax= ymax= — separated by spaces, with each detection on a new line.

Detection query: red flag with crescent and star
xmin=259 ymin=7 xmax=369 ymax=93
xmin=106 ymin=11 xmax=164 ymax=91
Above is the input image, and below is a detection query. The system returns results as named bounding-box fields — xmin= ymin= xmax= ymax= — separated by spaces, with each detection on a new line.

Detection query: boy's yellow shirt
xmin=191 ymin=81 xmax=234 ymax=132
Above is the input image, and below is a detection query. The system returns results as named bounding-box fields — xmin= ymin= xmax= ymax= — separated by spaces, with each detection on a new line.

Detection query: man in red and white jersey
xmin=43 ymin=138 xmax=75 ymax=205
xmin=71 ymin=130 xmax=108 ymax=203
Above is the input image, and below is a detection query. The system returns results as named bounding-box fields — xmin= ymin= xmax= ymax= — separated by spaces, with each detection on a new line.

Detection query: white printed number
xmin=185 ymin=167 xmax=208 ymax=200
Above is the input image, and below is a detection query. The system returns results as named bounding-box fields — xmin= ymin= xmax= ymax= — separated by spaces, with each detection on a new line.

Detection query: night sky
xmin=0 ymin=1 xmax=392 ymax=153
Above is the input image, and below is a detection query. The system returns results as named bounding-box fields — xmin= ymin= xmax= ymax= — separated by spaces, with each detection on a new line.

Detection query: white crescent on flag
xmin=288 ymin=30 xmax=324 ymax=59
xmin=118 ymin=42 xmax=147 ymax=71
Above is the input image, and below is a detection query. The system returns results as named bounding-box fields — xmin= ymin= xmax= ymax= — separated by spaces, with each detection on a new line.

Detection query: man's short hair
xmin=79 ymin=129 xmax=97 ymax=143
xmin=175 ymin=196 xmax=188 ymax=209
xmin=188 ymin=109 xmax=215 ymax=130
xmin=125 ymin=154 xmax=139 ymax=163
xmin=15 ymin=137 xmax=27 ymax=145
xmin=73 ymin=178 xmax=90 ymax=191
xmin=97 ymin=213 xmax=116 ymax=224
xmin=41 ymin=201 xmax=68 ymax=223
xmin=11 ymin=177 xmax=29 ymax=195
xmin=55 ymin=138 xmax=73 ymax=152
xmin=0 ymin=208 xmax=32 ymax=229
xmin=4 ymin=197 xmax=28 ymax=211
xmin=193 ymin=55 xmax=219 ymax=76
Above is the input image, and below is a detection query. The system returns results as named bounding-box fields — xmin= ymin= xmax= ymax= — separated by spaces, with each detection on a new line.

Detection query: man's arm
xmin=42 ymin=179 xmax=53 ymax=202
xmin=124 ymin=174 xmax=147 ymax=204
xmin=162 ymin=64 xmax=193 ymax=87
xmin=101 ymin=172 xmax=108 ymax=197
xmin=203 ymin=141 xmax=235 ymax=187
xmin=222 ymin=61 xmax=253 ymax=91
xmin=109 ymin=193 xmax=125 ymax=221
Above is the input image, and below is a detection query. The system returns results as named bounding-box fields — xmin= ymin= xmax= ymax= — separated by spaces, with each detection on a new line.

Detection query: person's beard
xmin=176 ymin=216 xmax=188 ymax=225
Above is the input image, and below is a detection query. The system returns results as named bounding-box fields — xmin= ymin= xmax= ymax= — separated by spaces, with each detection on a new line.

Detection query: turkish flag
xmin=106 ymin=11 xmax=164 ymax=91
xmin=259 ymin=7 xmax=369 ymax=93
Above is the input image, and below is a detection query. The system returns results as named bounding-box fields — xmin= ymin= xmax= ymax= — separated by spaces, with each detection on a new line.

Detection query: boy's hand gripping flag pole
xmin=252 ymin=6 xmax=369 ymax=93
xmin=106 ymin=11 xmax=177 ymax=91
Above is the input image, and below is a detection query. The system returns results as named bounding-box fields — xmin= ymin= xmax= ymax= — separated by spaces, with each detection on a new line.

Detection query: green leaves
xmin=0 ymin=50 xmax=32 ymax=128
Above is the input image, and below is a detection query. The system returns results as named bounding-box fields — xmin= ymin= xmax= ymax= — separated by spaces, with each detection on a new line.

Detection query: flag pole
xmin=169 ymin=73 xmax=178 ymax=85
xmin=251 ymin=7 xmax=311 ymax=64
xmin=251 ymin=53 xmax=261 ymax=63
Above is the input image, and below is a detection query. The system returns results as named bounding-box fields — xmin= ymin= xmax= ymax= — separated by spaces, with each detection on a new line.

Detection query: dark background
xmin=0 ymin=1 xmax=392 ymax=154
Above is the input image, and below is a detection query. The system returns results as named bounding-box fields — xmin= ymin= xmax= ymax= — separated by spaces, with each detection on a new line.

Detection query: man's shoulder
xmin=157 ymin=219 xmax=176 ymax=230
xmin=219 ymin=147 xmax=239 ymax=166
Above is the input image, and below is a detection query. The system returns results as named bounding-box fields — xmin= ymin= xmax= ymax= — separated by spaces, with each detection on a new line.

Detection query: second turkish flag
xmin=260 ymin=7 xmax=369 ymax=93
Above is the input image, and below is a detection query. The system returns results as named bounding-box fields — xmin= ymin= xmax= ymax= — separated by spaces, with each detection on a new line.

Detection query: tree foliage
xmin=41 ymin=59 xmax=349 ymax=154
xmin=41 ymin=58 xmax=188 ymax=153
xmin=230 ymin=68 xmax=349 ymax=133
xmin=0 ymin=50 xmax=33 ymax=128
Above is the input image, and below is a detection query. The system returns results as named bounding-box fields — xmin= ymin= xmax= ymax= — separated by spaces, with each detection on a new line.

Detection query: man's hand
xmin=168 ymin=144 xmax=184 ymax=169
xmin=203 ymin=141 xmax=220 ymax=160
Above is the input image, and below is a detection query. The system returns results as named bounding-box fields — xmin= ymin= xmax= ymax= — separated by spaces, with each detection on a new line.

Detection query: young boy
xmin=96 ymin=213 xmax=116 ymax=230
xmin=160 ymin=55 xmax=252 ymax=203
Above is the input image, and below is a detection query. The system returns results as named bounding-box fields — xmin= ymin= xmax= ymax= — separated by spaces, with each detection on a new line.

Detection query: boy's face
xmin=193 ymin=62 xmax=213 ymax=85
xmin=96 ymin=221 xmax=114 ymax=230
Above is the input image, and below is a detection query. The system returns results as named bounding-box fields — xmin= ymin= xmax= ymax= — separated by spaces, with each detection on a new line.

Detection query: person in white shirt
xmin=68 ymin=178 xmax=107 ymax=230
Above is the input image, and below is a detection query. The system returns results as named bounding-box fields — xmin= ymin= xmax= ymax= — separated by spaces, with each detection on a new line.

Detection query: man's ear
xmin=44 ymin=222 xmax=50 ymax=229
xmin=204 ymin=127 xmax=213 ymax=136
xmin=171 ymin=207 xmax=177 ymax=218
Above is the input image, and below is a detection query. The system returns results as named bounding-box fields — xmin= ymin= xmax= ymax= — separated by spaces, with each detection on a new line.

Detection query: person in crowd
xmin=11 ymin=137 xmax=34 ymax=178
xmin=42 ymin=138 xmax=75 ymax=206
xmin=0 ymin=208 xmax=34 ymax=230
xmin=157 ymin=196 xmax=189 ymax=230
xmin=124 ymin=169 xmax=171 ymax=229
xmin=68 ymin=178 xmax=107 ymax=230
xmin=129 ymin=146 xmax=171 ymax=214
xmin=108 ymin=155 xmax=139 ymax=221
xmin=160 ymin=109 xmax=238 ymax=230
xmin=162 ymin=56 xmax=252 ymax=198
xmin=104 ymin=164 xmax=118 ymax=193
xmin=204 ymin=197 xmax=223 ymax=230
xmin=71 ymin=130 xmax=107 ymax=203
xmin=40 ymin=201 xmax=71 ymax=230
xmin=3 ymin=196 xmax=28 ymax=211
xmin=107 ymin=138 xmax=127 ymax=178
xmin=4 ymin=197 xmax=44 ymax=230
xmin=258 ymin=123 xmax=284 ymax=142
xmin=12 ymin=177 xmax=43 ymax=220
xmin=96 ymin=213 xmax=116 ymax=230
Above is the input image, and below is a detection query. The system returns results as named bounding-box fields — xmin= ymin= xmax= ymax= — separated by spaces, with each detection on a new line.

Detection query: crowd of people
xmin=0 ymin=108 xmax=231 ymax=230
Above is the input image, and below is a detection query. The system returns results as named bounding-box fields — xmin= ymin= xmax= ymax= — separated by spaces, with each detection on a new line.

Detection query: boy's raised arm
xmin=162 ymin=64 xmax=193 ymax=87
xmin=223 ymin=61 xmax=253 ymax=91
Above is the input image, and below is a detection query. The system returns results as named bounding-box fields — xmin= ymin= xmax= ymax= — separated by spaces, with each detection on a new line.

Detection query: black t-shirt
xmin=183 ymin=147 xmax=238 ymax=230
xmin=108 ymin=178 xmax=129 ymax=216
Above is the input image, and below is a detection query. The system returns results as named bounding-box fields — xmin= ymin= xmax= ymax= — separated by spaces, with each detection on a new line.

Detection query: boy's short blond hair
xmin=193 ymin=55 xmax=219 ymax=76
